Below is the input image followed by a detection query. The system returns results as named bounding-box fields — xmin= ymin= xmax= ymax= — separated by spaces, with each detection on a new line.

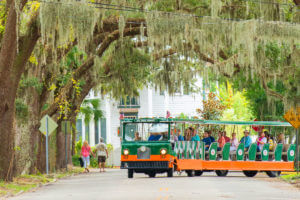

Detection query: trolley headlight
xmin=160 ymin=149 xmax=167 ymax=155
xmin=123 ymin=149 xmax=129 ymax=155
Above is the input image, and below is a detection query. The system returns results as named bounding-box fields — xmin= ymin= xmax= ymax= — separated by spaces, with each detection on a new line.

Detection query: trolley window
xmin=123 ymin=123 xmax=170 ymax=142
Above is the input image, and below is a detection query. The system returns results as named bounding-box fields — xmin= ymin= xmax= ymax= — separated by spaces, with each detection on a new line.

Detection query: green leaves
xmin=15 ymin=98 xmax=29 ymax=121
xmin=19 ymin=77 xmax=43 ymax=94
xmin=80 ymin=99 xmax=104 ymax=123
xmin=98 ymin=38 xmax=151 ymax=98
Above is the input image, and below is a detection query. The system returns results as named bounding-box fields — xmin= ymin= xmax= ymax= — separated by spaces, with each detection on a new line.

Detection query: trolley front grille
xmin=121 ymin=161 xmax=169 ymax=169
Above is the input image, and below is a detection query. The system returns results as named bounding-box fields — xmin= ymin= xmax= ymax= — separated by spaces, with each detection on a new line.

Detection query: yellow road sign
xmin=39 ymin=115 xmax=58 ymax=136
xmin=284 ymin=107 xmax=300 ymax=129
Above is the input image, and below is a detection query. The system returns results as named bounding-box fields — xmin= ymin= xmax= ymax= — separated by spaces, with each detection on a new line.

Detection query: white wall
xmin=152 ymin=90 xmax=166 ymax=117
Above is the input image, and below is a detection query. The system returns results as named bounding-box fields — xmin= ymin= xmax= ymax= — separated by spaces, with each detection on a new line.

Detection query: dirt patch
xmin=279 ymin=174 xmax=300 ymax=190
xmin=287 ymin=179 xmax=300 ymax=189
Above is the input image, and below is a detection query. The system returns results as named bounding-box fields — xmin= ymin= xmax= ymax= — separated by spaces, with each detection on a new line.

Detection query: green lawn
xmin=0 ymin=167 xmax=84 ymax=198
xmin=281 ymin=173 xmax=300 ymax=182
xmin=0 ymin=181 xmax=37 ymax=196
xmin=281 ymin=173 xmax=300 ymax=188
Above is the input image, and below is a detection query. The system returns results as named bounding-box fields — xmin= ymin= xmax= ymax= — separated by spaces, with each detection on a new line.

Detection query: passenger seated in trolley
xmin=177 ymin=130 xmax=184 ymax=141
xmin=134 ymin=132 xmax=141 ymax=141
xmin=184 ymin=128 xmax=191 ymax=141
xmin=240 ymin=130 xmax=252 ymax=150
xmin=265 ymin=131 xmax=275 ymax=151
xmin=147 ymin=123 xmax=168 ymax=141
xmin=277 ymin=133 xmax=285 ymax=144
xmin=148 ymin=133 xmax=162 ymax=141
xmin=202 ymin=131 xmax=212 ymax=150
xmin=256 ymin=131 xmax=267 ymax=152
xmin=230 ymin=132 xmax=239 ymax=151
xmin=217 ymin=131 xmax=225 ymax=151
xmin=208 ymin=130 xmax=215 ymax=142
xmin=191 ymin=127 xmax=200 ymax=141
xmin=223 ymin=131 xmax=230 ymax=143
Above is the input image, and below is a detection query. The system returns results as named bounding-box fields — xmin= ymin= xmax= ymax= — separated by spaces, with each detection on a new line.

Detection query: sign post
xmin=46 ymin=117 xmax=49 ymax=175
xmin=284 ymin=107 xmax=300 ymax=173
xmin=65 ymin=121 xmax=67 ymax=171
xmin=39 ymin=115 xmax=58 ymax=175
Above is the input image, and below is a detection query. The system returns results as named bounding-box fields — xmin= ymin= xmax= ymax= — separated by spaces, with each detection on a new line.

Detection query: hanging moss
xmin=35 ymin=0 xmax=300 ymax=111
xmin=39 ymin=0 xmax=100 ymax=50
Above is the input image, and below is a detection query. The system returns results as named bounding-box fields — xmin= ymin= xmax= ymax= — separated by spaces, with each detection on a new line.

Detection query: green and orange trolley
xmin=120 ymin=118 xmax=296 ymax=178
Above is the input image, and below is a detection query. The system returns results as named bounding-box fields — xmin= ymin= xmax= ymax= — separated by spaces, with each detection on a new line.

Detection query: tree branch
xmin=42 ymin=26 xmax=144 ymax=117
xmin=262 ymin=78 xmax=284 ymax=100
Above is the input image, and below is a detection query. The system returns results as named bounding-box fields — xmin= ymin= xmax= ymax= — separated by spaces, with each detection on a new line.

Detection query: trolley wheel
xmin=167 ymin=168 xmax=173 ymax=177
xmin=266 ymin=171 xmax=281 ymax=178
xmin=186 ymin=170 xmax=195 ymax=177
xmin=195 ymin=170 xmax=203 ymax=176
xmin=128 ymin=169 xmax=134 ymax=178
xmin=215 ymin=170 xmax=228 ymax=177
xmin=148 ymin=171 xmax=156 ymax=178
xmin=243 ymin=170 xmax=258 ymax=177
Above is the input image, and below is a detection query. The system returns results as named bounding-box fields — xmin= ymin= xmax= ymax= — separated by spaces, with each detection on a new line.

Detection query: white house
xmin=76 ymin=80 xmax=205 ymax=166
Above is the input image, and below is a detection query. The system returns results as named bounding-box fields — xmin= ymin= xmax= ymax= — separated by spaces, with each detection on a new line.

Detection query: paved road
xmin=10 ymin=169 xmax=300 ymax=200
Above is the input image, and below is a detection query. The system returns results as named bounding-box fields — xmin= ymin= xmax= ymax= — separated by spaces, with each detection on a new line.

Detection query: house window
xmin=76 ymin=119 xmax=82 ymax=141
xmin=100 ymin=118 xmax=107 ymax=143
xmin=85 ymin=121 xmax=90 ymax=144
xmin=95 ymin=119 xmax=99 ymax=144
xmin=118 ymin=96 xmax=140 ymax=108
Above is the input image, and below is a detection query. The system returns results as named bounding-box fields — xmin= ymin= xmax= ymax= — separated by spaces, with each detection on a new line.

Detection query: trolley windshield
xmin=123 ymin=122 xmax=170 ymax=142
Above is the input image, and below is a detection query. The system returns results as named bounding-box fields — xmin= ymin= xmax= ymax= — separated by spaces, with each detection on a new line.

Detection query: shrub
xmin=75 ymin=137 xmax=82 ymax=155
xmin=72 ymin=154 xmax=81 ymax=167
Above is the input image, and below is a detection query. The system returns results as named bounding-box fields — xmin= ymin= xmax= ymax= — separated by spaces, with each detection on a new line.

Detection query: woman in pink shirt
xmin=80 ymin=141 xmax=94 ymax=173
xmin=256 ymin=131 xmax=267 ymax=152
xmin=217 ymin=131 xmax=225 ymax=151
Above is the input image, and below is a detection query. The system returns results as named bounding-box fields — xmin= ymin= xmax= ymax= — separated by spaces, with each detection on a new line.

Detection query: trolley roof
xmin=121 ymin=118 xmax=292 ymax=127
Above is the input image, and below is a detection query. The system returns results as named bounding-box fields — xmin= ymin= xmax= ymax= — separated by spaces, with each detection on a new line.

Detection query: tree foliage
xmin=197 ymin=92 xmax=226 ymax=120
xmin=79 ymin=99 xmax=104 ymax=124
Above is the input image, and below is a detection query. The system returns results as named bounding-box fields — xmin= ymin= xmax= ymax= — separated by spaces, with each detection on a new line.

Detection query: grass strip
xmin=0 ymin=167 xmax=84 ymax=198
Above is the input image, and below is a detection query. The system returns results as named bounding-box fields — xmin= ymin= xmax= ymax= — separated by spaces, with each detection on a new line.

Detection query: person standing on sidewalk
xmin=95 ymin=137 xmax=108 ymax=172
xmin=80 ymin=141 xmax=94 ymax=173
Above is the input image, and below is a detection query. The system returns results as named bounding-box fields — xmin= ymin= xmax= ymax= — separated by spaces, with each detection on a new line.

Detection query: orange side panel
xmin=176 ymin=160 xmax=203 ymax=170
xmin=176 ymin=160 xmax=294 ymax=171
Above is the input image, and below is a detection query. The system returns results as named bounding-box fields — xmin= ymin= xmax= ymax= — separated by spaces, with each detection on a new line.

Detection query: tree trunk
xmin=36 ymin=133 xmax=46 ymax=173
xmin=55 ymin=122 xmax=64 ymax=169
xmin=0 ymin=91 xmax=16 ymax=181
xmin=71 ymin=118 xmax=77 ymax=156
xmin=0 ymin=1 xmax=39 ymax=179
xmin=0 ymin=0 xmax=18 ymax=181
